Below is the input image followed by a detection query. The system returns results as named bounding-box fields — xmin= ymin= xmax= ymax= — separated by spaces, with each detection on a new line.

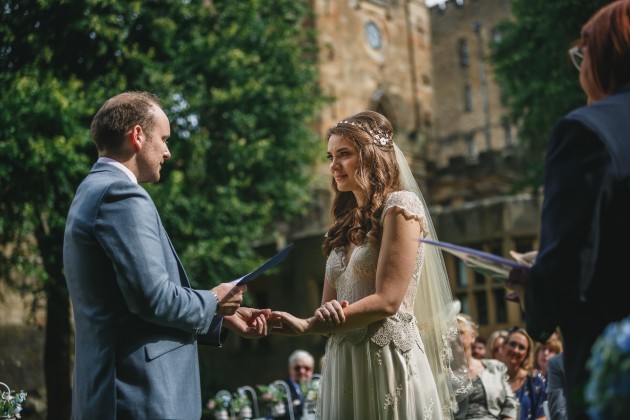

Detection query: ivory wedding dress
xmin=317 ymin=191 xmax=446 ymax=420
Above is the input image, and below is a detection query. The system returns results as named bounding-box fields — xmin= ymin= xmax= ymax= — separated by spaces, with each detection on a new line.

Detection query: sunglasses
xmin=507 ymin=340 xmax=527 ymax=351
xmin=568 ymin=46 xmax=584 ymax=71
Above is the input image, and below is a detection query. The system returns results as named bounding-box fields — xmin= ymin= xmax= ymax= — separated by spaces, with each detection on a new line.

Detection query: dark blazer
xmin=525 ymin=85 xmax=630 ymax=417
xmin=272 ymin=378 xmax=302 ymax=420
xmin=287 ymin=378 xmax=305 ymax=418
xmin=64 ymin=163 xmax=224 ymax=420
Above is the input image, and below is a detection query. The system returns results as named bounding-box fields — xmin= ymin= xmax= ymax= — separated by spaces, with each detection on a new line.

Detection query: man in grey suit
xmin=546 ymin=354 xmax=568 ymax=420
xmin=64 ymin=91 xmax=270 ymax=419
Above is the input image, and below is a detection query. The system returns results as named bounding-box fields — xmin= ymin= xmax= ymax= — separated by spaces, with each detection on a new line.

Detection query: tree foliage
xmin=490 ymin=0 xmax=609 ymax=189
xmin=0 ymin=0 xmax=324 ymax=416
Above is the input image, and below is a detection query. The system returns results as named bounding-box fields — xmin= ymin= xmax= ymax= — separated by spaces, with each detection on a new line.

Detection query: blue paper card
xmin=232 ymin=242 xmax=294 ymax=285
xmin=420 ymin=238 xmax=529 ymax=280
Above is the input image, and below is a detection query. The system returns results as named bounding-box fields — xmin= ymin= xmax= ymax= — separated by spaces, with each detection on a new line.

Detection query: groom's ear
xmin=128 ymin=125 xmax=143 ymax=151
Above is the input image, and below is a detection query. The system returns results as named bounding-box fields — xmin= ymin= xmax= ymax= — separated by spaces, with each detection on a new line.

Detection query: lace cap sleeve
xmin=381 ymin=190 xmax=428 ymax=236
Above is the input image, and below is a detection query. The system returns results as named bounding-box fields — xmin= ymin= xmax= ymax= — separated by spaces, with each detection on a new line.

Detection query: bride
xmin=272 ymin=111 xmax=470 ymax=419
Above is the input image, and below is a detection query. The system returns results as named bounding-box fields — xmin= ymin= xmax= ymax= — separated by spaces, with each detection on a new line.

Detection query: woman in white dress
xmin=272 ymin=111 xmax=470 ymax=419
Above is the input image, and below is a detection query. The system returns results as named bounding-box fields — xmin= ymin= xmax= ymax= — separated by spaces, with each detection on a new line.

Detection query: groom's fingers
xmin=223 ymin=284 xmax=247 ymax=303
xmin=258 ymin=314 xmax=268 ymax=336
xmin=212 ymin=283 xmax=247 ymax=309
xmin=214 ymin=285 xmax=247 ymax=316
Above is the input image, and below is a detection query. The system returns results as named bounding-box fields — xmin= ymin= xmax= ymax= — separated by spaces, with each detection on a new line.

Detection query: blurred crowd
xmin=456 ymin=313 xmax=565 ymax=420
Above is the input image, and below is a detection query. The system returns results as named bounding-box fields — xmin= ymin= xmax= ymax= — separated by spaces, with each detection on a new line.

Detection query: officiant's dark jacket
xmin=525 ymin=84 xmax=630 ymax=417
xmin=64 ymin=163 xmax=224 ymax=420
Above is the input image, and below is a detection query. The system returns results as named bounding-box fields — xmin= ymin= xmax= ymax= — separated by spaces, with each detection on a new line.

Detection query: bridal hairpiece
xmin=335 ymin=120 xmax=393 ymax=147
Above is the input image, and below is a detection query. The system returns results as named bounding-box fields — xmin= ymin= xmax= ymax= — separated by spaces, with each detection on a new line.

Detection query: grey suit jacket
xmin=546 ymin=354 xmax=568 ymax=420
xmin=64 ymin=163 xmax=223 ymax=420
xmin=455 ymin=359 xmax=519 ymax=419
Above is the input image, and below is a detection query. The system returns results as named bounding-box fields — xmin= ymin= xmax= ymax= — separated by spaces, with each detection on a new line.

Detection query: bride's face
xmin=327 ymin=134 xmax=365 ymax=204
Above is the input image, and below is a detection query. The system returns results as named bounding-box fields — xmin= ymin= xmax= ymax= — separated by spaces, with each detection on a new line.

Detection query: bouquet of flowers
xmin=585 ymin=315 xmax=630 ymax=419
xmin=0 ymin=383 xmax=27 ymax=420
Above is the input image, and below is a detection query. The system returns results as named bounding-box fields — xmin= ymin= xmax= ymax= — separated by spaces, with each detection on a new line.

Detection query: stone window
xmin=458 ymin=38 xmax=470 ymax=68
xmin=503 ymin=120 xmax=514 ymax=147
xmin=464 ymin=84 xmax=473 ymax=112
xmin=467 ymin=133 xmax=478 ymax=160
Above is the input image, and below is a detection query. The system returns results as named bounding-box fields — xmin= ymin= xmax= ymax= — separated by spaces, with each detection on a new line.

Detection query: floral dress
xmin=514 ymin=373 xmax=547 ymax=420
xmin=317 ymin=191 xmax=445 ymax=420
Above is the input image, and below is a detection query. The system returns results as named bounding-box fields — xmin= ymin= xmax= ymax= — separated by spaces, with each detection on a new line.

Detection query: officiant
xmin=507 ymin=2 xmax=630 ymax=418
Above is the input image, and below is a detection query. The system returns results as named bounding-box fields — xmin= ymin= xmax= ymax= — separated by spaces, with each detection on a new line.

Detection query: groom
xmin=64 ymin=91 xmax=270 ymax=420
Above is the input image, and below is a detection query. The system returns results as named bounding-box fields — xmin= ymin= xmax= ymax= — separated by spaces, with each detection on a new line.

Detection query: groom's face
xmin=136 ymin=105 xmax=171 ymax=183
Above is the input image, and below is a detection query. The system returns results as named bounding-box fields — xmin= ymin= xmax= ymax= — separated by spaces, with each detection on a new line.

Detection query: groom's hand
xmin=211 ymin=283 xmax=247 ymax=316
xmin=223 ymin=307 xmax=272 ymax=338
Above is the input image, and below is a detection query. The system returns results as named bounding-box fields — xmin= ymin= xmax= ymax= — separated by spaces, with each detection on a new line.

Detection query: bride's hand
xmin=314 ymin=300 xmax=349 ymax=326
xmin=270 ymin=311 xmax=309 ymax=335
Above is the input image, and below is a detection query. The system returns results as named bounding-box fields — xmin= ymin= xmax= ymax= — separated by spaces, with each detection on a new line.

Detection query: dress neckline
xmin=340 ymin=243 xmax=364 ymax=269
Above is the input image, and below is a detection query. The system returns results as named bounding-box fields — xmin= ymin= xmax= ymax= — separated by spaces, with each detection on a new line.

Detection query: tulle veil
xmin=394 ymin=144 xmax=472 ymax=417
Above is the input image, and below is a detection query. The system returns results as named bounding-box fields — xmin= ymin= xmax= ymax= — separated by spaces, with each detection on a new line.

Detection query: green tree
xmin=490 ymin=0 xmax=609 ymax=189
xmin=0 ymin=1 xmax=323 ymax=418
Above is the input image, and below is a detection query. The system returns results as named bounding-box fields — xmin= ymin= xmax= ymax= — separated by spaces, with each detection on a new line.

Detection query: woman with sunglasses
xmin=507 ymin=1 xmax=630 ymax=418
xmin=503 ymin=328 xmax=547 ymax=420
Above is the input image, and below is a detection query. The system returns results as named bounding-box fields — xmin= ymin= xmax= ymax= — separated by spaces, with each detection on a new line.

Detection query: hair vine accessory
xmin=335 ymin=120 xmax=393 ymax=147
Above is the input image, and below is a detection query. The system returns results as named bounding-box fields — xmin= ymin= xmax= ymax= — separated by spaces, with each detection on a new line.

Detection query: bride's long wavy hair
xmin=323 ymin=111 xmax=400 ymax=256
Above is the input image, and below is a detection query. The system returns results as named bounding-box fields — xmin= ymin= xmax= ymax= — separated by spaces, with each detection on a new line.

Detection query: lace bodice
xmin=325 ymin=191 xmax=429 ymax=348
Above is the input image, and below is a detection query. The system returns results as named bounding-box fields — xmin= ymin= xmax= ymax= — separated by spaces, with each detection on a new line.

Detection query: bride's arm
xmin=274 ymin=207 xmax=421 ymax=335
xmin=270 ymin=272 xmax=343 ymax=335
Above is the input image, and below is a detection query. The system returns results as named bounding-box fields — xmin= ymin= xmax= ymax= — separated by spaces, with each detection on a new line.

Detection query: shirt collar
xmin=97 ymin=156 xmax=138 ymax=184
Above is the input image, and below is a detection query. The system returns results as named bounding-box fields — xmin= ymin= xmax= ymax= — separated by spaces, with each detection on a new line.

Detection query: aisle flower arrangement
xmin=300 ymin=378 xmax=320 ymax=403
xmin=206 ymin=393 xmax=230 ymax=420
xmin=585 ymin=315 xmax=630 ymax=419
xmin=0 ymin=383 xmax=27 ymax=420
xmin=256 ymin=384 xmax=287 ymax=417
xmin=300 ymin=377 xmax=321 ymax=418
xmin=230 ymin=392 xmax=253 ymax=419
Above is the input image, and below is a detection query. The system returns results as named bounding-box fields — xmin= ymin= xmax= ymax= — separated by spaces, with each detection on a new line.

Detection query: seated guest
xmin=546 ymin=353 xmax=568 ymax=420
xmin=455 ymin=314 xmax=518 ymax=420
xmin=487 ymin=329 xmax=509 ymax=362
xmin=473 ymin=335 xmax=488 ymax=360
xmin=286 ymin=349 xmax=315 ymax=418
xmin=533 ymin=338 xmax=563 ymax=379
xmin=504 ymin=327 xmax=547 ymax=420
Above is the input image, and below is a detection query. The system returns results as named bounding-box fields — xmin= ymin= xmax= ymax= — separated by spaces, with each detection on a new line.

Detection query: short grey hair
xmin=288 ymin=349 xmax=314 ymax=368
